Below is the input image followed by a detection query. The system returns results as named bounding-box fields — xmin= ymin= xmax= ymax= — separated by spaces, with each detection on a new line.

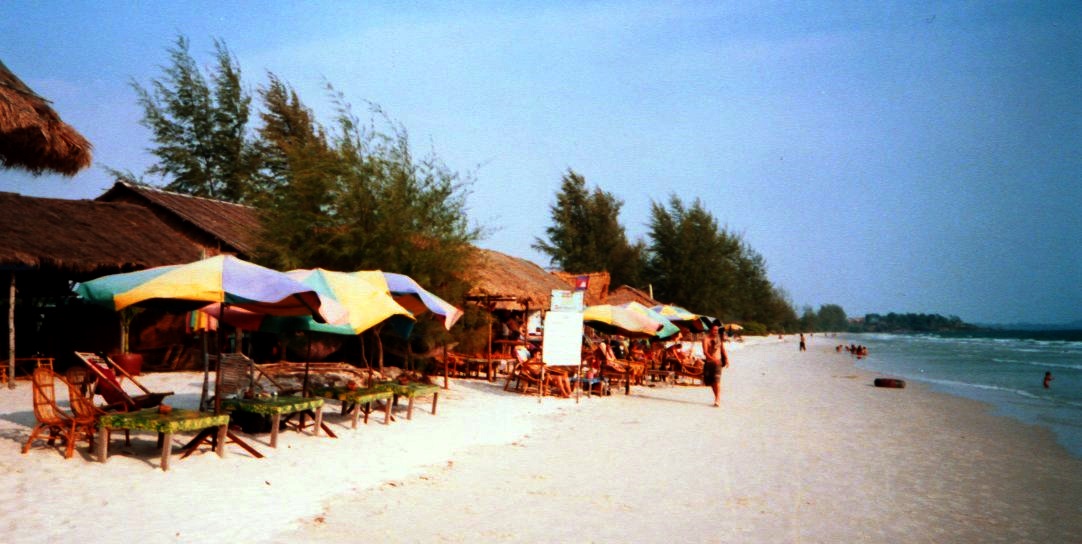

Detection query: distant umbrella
xmin=0 ymin=60 xmax=92 ymax=176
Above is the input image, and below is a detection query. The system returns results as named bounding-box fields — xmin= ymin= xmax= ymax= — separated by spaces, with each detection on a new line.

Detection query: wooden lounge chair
xmin=506 ymin=360 xmax=548 ymax=396
xmin=74 ymin=352 xmax=173 ymax=412
xmin=22 ymin=367 xmax=96 ymax=459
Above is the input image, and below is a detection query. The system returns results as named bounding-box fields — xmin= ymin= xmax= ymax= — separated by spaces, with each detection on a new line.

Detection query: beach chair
xmin=22 ymin=367 xmax=96 ymax=459
xmin=74 ymin=351 xmax=173 ymax=411
xmin=506 ymin=361 xmax=548 ymax=396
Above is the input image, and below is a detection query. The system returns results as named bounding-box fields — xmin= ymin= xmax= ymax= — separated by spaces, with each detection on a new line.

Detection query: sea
xmin=839 ymin=331 xmax=1082 ymax=459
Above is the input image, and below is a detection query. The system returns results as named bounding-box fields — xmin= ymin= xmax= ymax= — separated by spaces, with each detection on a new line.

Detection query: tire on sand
xmin=874 ymin=378 xmax=906 ymax=388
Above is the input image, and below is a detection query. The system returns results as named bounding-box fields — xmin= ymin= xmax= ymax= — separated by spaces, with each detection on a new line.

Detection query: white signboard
xmin=542 ymin=310 xmax=583 ymax=366
xmin=550 ymin=289 xmax=584 ymax=312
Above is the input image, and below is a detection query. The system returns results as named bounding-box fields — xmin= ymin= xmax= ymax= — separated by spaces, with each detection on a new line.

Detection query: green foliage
xmin=532 ymin=169 xmax=646 ymax=287
xmin=131 ymin=36 xmax=261 ymax=202
xmin=856 ymin=312 xmax=975 ymax=333
xmin=740 ymin=321 xmax=769 ymax=336
xmin=645 ymin=195 xmax=796 ymax=330
xmin=815 ymin=304 xmax=849 ymax=332
xmin=133 ymin=37 xmax=479 ymax=352
xmin=798 ymin=305 xmax=818 ymax=332
xmin=251 ymin=79 xmax=480 ymax=344
xmin=448 ymin=305 xmax=494 ymax=356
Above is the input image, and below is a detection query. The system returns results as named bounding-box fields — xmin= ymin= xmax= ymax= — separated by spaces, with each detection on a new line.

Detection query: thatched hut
xmin=0 ymin=60 xmax=92 ymax=176
xmin=97 ymin=181 xmax=261 ymax=257
xmin=606 ymin=284 xmax=662 ymax=307
xmin=465 ymin=248 xmax=603 ymax=311
xmin=0 ymin=192 xmax=204 ymax=382
xmin=551 ymin=271 xmax=610 ymax=305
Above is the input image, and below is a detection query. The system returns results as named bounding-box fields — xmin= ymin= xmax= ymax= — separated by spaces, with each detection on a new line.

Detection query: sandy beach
xmin=3 ymin=337 xmax=1080 ymax=543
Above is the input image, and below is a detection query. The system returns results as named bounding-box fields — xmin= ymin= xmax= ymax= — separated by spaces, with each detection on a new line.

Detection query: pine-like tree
xmin=131 ymin=36 xmax=260 ymax=202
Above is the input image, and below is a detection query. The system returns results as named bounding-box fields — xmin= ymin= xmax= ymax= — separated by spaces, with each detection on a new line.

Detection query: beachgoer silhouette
xmin=1043 ymin=371 xmax=1053 ymax=389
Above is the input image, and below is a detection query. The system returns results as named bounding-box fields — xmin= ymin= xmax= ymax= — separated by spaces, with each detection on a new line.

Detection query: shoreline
xmin=2 ymin=337 xmax=1080 ymax=542
xmin=272 ymin=337 xmax=1082 ymax=543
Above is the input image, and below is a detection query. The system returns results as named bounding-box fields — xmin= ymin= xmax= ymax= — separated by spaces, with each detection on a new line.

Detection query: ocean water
xmin=841 ymin=332 xmax=1082 ymax=458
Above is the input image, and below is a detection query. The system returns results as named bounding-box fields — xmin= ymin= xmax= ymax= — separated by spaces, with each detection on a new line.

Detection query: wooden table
xmin=310 ymin=386 xmax=394 ymax=428
xmin=97 ymin=408 xmax=229 ymax=471
xmin=377 ymin=382 xmax=440 ymax=420
xmin=222 ymin=396 xmax=327 ymax=448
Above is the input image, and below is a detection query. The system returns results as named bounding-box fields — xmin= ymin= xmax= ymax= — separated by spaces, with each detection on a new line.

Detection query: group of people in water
xmin=836 ymin=343 xmax=869 ymax=358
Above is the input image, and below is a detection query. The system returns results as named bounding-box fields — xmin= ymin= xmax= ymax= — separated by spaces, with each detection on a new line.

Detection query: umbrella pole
xmin=212 ymin=304 xmax=226 ymax=415
xmin=359 ymin=333 xmax=372 ymax=388
xmin=442 ymin=342 xmax=448 ymax=389
xmin=199 ymin=331 xmax=210 ymax=410
xmin=303 ymin=332 xmax=311 ymax=397
xmin=376 ymin=326 xmax=385 ymax=379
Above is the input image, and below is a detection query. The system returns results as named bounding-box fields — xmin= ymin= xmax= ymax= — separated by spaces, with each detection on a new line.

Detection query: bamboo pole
xmin=7 ymin=272 xmax=15 ymax=388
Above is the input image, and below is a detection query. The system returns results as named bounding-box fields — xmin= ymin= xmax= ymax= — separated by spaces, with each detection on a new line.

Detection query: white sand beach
xmin=2 ymin=337 xmax=1080 ymax=543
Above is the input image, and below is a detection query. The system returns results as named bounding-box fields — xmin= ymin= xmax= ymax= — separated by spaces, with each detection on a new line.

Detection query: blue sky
xmin=2 ymin=1 xmax=1079 ymax=324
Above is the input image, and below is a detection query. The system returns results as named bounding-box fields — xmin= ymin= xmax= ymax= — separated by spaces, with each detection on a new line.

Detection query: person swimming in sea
xmin=1043 ymin=371 xmax=1053 ymax=389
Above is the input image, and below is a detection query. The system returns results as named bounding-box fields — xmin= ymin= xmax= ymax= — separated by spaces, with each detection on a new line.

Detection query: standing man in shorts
xmin=702 ymin=322 xmax=728 ymax=407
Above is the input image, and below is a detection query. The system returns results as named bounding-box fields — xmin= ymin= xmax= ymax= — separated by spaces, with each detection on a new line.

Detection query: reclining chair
xmin=74 ymin=352 xmax=173 ymax=411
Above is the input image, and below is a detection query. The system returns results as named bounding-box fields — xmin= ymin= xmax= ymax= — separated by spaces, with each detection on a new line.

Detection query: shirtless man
xmin=702 ymin=323 xmax=729 ymax=407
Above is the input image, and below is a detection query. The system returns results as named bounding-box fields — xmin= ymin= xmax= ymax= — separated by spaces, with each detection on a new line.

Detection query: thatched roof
xmin=0 ymin=60 xmax=92 ymax=176
xmin=606 ymin=284 xmax=662 ymax=307
xmin=97 ymin=181 xmax=261 ymax=257
xmin=551 ymin=270 xmax=610 ymax=305
xmin=0 ymin=192 xmax=202 ymax=275
xmin=464 ymin=248 xmax=572 ymax=310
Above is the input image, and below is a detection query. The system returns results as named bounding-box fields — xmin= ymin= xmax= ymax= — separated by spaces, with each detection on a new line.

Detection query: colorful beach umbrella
xmin=618 ymin=302 xmax=680 ymax=339
xmin=74 ymin=255 xmax=329 ymax=320
xmin=583 ymin=304 xmax=669 ymax=338
xmin=651 ymin=304 xmax=708 ymax=332
xmin=205 ymin=268 xmax=415 ymax=336
xmin=354 ymin=271 xmax=464 ymax=330
xmin=74 ymin=255 xmax=334 ymax=415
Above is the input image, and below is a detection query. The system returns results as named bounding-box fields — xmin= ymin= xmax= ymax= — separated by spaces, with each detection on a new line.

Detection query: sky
xmin=1 ymin=1 xmax=1079 ymax=325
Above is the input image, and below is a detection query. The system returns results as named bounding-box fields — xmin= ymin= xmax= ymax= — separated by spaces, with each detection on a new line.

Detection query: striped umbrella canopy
xmin=354 ymin=271 xmax=464 ymax=331
xmin=618 ymin=302 xmax=680 ymax=339
xmin=205 ymin=268 xmax=414 ymax=336
xmin=651 ymin=304 xmax=709 ymax=332
xmin=584 ymin=304 xmax=669 ymax=338
xmin=74 ymin=255 xmax=328 ymax=320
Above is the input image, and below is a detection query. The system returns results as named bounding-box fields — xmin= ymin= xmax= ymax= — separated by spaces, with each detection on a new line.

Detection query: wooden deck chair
xmin=503 ymin=345 xmax=533 ymax=392
xmin=507 ymin=361 xmax=548 ymax=396
xmin=74 ymin=352 xmax=173 ymax=411
xmin=22 ymin=367 xmax=96 ymax=459
xmin=675 ymin=359 xmax=704 ymax=384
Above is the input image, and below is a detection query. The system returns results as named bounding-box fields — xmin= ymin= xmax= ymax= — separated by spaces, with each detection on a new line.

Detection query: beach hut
xmin=97 ymin=180 xmax=262 ymax=258
xmin=0 ymin=193 xmax=203 ymax=384
xmin=605 ymin=284 xmax=662 ymax=308
xmin=0 ymin=60 xmax=92 ymax=176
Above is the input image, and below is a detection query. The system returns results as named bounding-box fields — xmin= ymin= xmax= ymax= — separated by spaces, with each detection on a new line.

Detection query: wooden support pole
xmin=7 ymin=272 xmax=15 ymax=388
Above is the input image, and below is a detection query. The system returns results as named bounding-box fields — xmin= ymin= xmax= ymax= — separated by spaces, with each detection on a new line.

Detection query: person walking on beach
xmin=702 ymin=323 xmax=728 ymax=407
xmin=799 ymin=333 xmax=807 ymax=352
